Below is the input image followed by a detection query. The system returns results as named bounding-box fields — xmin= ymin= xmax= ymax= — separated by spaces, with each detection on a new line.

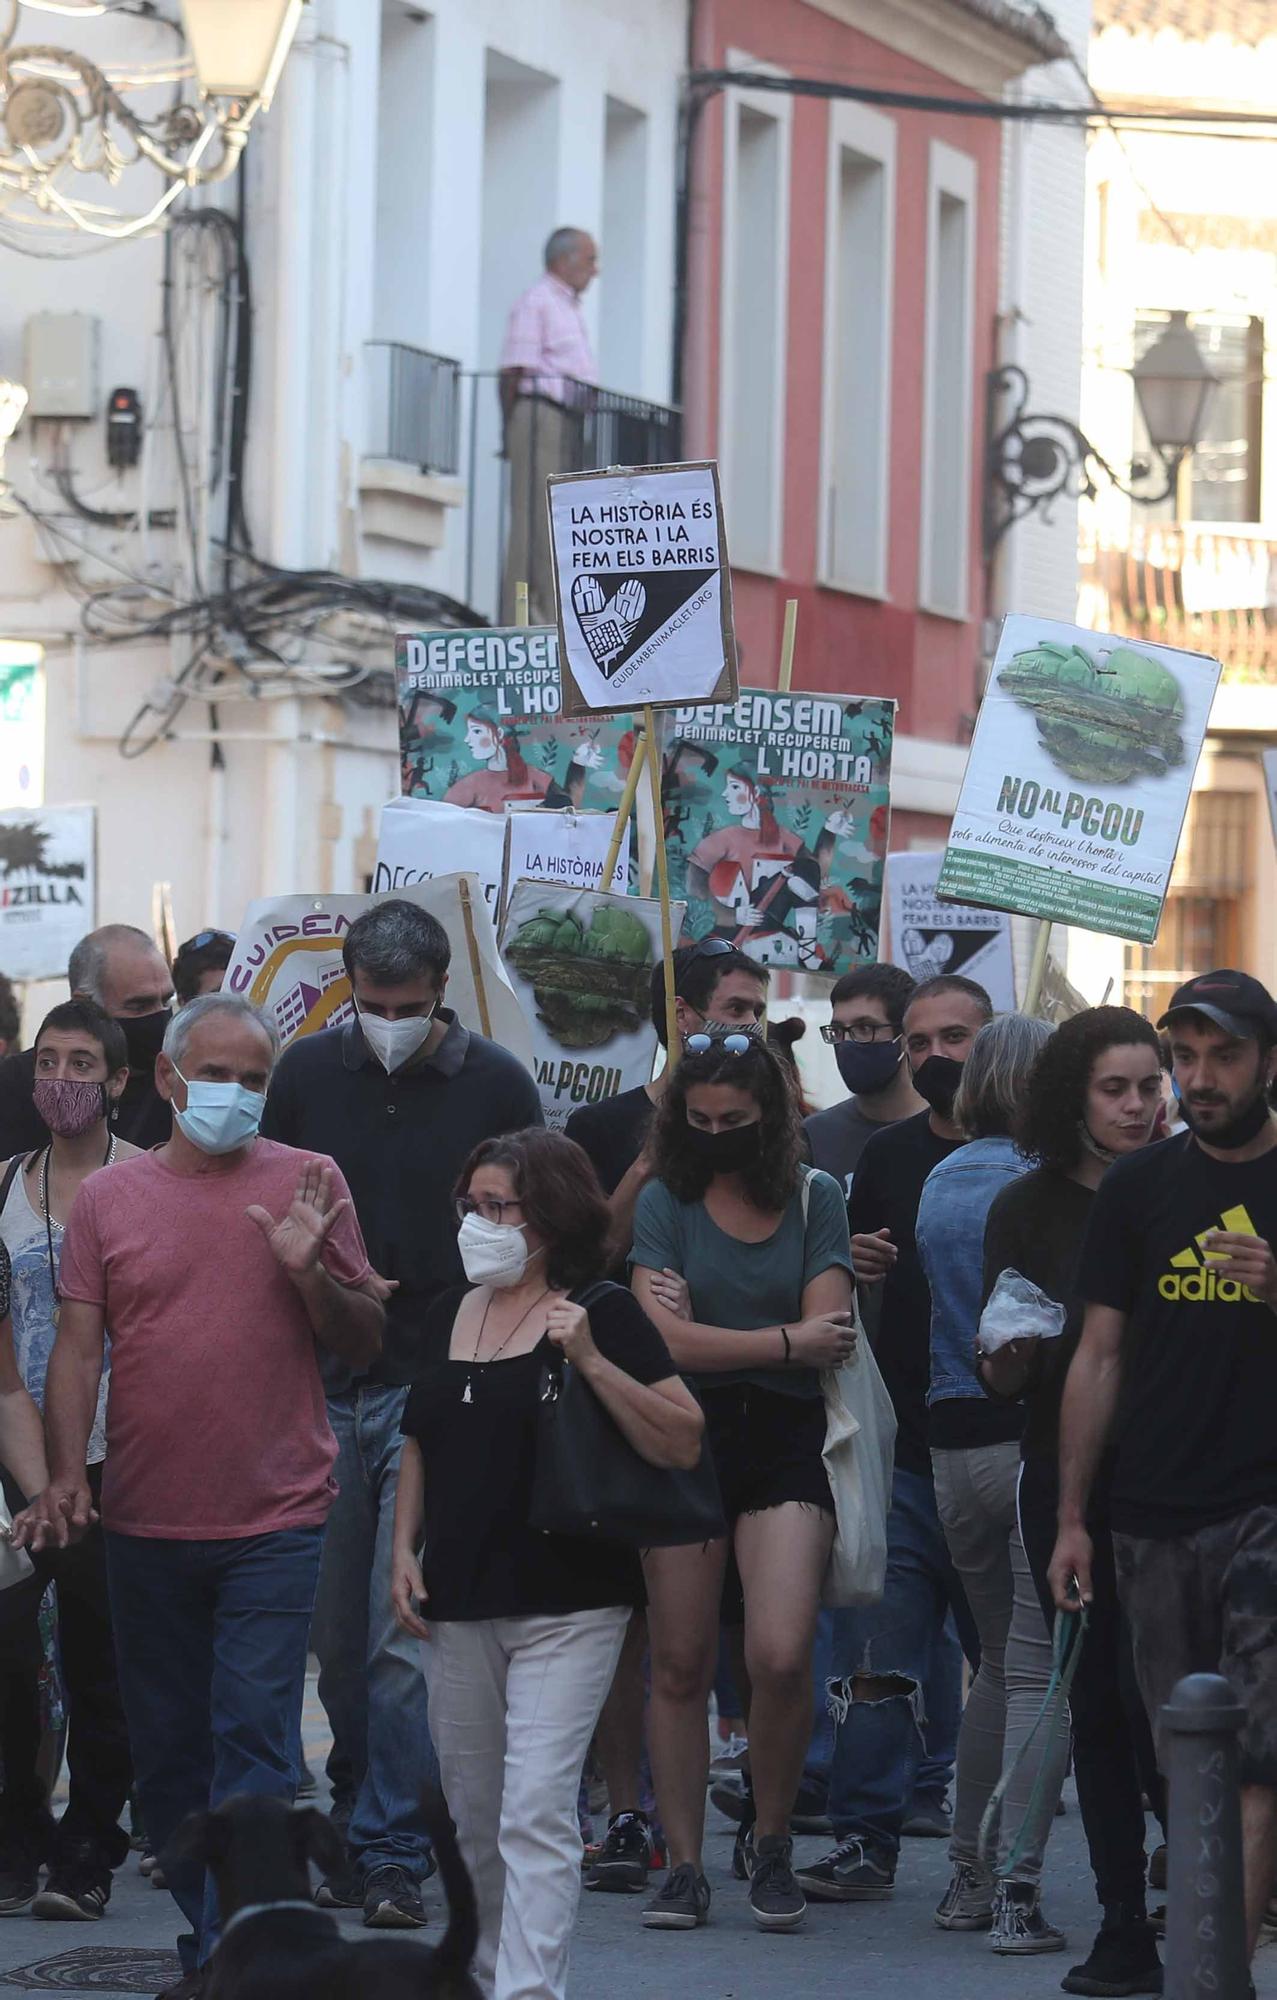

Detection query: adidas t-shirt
xmin=1077 ymin=1130 xmax=1277 ymax=1538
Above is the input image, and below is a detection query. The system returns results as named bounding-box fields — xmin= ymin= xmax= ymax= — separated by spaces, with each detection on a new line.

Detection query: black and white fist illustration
xmin=571 ymin=573 xmax=647 ymax=670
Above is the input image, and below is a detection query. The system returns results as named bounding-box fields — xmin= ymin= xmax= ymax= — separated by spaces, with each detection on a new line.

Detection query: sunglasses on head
xmin=685 ymin=1030 xmax=755 ymax=1058
xmin=184 ymin=930 xmax=235 ymax=953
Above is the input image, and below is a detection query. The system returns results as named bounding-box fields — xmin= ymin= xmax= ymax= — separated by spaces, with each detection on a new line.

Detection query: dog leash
xmin=978 ymin=1606 xmax=1087 ymax=1877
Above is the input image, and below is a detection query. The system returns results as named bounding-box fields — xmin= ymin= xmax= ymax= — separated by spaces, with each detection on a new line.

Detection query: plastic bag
xmin=977 ymin=1268 xmax=1067 ymax=1353
xmin=820 ymin=1321 xmax=896 ymax=1609
xmin=0 ymin=1490 xmax=33 ymax=1593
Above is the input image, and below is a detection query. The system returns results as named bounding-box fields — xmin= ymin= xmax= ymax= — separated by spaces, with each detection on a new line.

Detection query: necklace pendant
xmin=461 ymin=1378 xmax=473 ymax=1405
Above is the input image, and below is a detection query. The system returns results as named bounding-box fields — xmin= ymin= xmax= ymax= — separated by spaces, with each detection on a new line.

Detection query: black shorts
xmin=702 ymin=1382 xmax=833 ymax=1526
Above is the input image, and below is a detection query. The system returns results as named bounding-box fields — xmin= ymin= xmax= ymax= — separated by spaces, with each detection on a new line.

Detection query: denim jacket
xmin=916 ymin=1137 xmax=1031 ymax=1407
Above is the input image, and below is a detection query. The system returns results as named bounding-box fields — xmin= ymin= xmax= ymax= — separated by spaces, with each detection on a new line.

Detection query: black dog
xmin=162 ymin=1792 xmax=480 ymax=1999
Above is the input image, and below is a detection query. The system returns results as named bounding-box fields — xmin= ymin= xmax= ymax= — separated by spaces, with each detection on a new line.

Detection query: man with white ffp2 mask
xmin=261 ymin=899 xmax=542 ymax=1930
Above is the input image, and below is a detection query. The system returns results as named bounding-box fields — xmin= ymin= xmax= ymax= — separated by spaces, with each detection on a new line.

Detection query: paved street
xmin=2 ymin=1672 xmax=1275 ymax=2000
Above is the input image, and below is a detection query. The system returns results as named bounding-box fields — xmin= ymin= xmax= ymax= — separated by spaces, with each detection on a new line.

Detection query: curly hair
xmin=651 ymin=1037 xmax=804 ymax=1211
xmin=1015 ymin=1006 xmax=1160 ymax=1172
xmin=454 ymin=1127 xmax=609 ymax=1290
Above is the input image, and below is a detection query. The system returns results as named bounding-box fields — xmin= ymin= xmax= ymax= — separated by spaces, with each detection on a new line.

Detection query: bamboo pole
xmin=1023 ymin=918 xmax=1051 ymax=1017
xmin=514 ymin=580 xmax=529 ymax=627
xmin=644 ymin=705 xmax=680 ymax=1067
xmin=458 ymin=876 xmax=493 ymax=1038
xmin=778 ymin=598 xmax=798 ymax=694
xmin=599 ymin=732 xmax=647 ymax=894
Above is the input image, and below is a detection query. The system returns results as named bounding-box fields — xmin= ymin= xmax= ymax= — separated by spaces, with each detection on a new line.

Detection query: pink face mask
xmin=34 ymin=1078 xmax=108 ymax=1139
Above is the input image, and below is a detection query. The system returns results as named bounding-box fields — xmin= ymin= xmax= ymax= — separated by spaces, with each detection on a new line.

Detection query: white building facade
xmin=0 ymin=0 xmax=684 ymax=967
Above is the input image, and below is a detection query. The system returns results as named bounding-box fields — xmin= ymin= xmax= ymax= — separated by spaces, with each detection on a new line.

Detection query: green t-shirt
xmin=630 ymin=1168 xmax=852 ymax=1399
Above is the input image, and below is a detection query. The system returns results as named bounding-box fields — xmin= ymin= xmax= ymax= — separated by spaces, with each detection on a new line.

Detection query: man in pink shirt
xmin=14 ymin=993 xmax=383 ymax=2000
xmin=499 ymin=225 xmax=598 ymax=624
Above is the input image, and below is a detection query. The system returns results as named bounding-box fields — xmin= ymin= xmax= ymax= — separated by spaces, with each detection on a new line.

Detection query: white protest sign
xmin=1262 ymin=749 xmax=1277 ymax=856
xmin=547 ymin=460 xmax=737 ymax=716
xmin=500 ymin=881 xmax=684 ymax=1131
xmin=224 ymin=877 xmax=532 ymax=1066
xmin=501 ymin=808 xmax=629 ymax=922
xmin=938 ymin=615 xmax=1220 ymax=945
xmin=0 ymin=804 xmax=96 ymax=981
xmin=373 ymin=797 xmax=507 ymax=921
xmin=885 ymin=850 xmax=1016 ymax=1011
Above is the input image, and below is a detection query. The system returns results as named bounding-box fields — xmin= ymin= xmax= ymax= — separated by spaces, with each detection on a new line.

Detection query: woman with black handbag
xmin=631 ymin=1033 xmax=856 ymax=1936
xmin=389 ymin=1127 xmax=703 ymax=2000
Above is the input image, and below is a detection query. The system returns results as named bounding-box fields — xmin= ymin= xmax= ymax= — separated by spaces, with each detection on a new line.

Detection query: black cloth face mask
xmin=683 ymin=1121 xmax=762 ymax=1174
xmin=910 ymin=1054 xmax=965 ymax=1120
xmin=120 ymin=1008 xmax=171 ymax=1074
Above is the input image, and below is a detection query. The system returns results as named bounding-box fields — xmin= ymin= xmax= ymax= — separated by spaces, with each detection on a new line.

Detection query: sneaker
xmin=709 ymin=1733 xmax=750 ymax=1780
xmin=794 ymin=1833 xmax=895 ymax=1902
xmin=315 ymin=1859 xmax=363 ymax=1909
xmin=731 ymin=1818 xmax=755 ymax=1883
xmin=362 ymin=1864 xmax=427 ymax=1930
xmin=0 ymin=1858 xmax=39 ymax=1913
xmin=789 ymin=1779 xmax=833 ymax=1837
xmin=33 ymin=1842 xmax=111 ymax=1920
xmin=989 ymin=1879 xmax=1066 ymax=1954
xmin=585 ymin=1812 xmax=657 ymax=1893
xmin=934 ymin=1860 xmax=995 ymax=1931
xmin=709 ymin=1776 xmax=752 ymax=1825
xmin=1062 ymin=1914 xmax=1163 ymax=1995
xmin=749 ymin=1834 xmax=806 ymax=1932
xmin=642 ymin=1862 xmax=711 ymax=1930
xmin=902 ymin=1795 xmax=953 ymax=1839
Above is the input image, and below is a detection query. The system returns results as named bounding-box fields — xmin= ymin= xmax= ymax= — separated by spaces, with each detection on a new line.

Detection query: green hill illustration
xmin=997 ymin=639 xmax=1186 ymax=784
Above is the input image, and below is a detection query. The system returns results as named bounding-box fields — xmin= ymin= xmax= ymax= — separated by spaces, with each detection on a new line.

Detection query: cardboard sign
xmin=0 ymin=804 xmax=96 ymax=981
xmin=500 ymin=881 xmax=684 ymax=1131
xmin=374 ymin=797 xmax=508 ymax=921
xmin=938 ymin=615 xmax=1220 ymax=945
xmin=223 ymin=878 xmax=532 ymax=1066
xmin=502 ymin=808 xmax=630 ymax=919
xmin=547 ymin=461 xmax=737 ymax=715
xmin=884 ymin=850 xmax=1016 ymax=1011
xmin=396 ymin=626 xmax=640 ymax=812
xmin=661 ymin=689 xmax=895 ymax=977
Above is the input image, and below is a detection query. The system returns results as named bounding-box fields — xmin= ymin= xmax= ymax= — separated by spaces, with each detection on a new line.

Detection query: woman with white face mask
xmin=389 ymin=1128 xmax=702 ymax=2000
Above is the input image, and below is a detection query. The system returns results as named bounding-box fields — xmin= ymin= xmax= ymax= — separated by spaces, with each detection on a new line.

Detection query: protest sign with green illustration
xmin=938 ymin=615 xmax=1220 ymax=944
xmin=500 ymin=883 xmax=684 ymax=1131
xmin=396 ymin=626 xmax=640 ymax=813
xmin=660 ymin=690 xmax=895 ymax=976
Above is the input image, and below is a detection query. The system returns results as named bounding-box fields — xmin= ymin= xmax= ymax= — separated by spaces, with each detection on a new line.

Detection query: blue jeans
xmin=310 ymin=1386 xmax=436 ymax=1878
xmin=827 ymin=1465 xmax=978 ymax=1860
xmin=105 ymin=1525 xmax=323 ymax=1973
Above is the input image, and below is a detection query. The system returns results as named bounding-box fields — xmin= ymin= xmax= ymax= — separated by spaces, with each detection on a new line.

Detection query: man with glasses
xmin=806 ymin=966 xmax=922 ymax=1202
xmin=261 ymin=900 xmax=541 ymax=1930
xmin=564 ymin=938 xmax=767 ymax=1894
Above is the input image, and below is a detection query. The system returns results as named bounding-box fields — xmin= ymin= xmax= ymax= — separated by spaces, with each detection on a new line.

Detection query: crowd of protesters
xmin=0 ymin=911 xmax=1275 ymax=2000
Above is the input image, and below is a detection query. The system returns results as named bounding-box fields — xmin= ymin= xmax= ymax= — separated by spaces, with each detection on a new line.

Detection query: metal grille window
xmin=1124 ymin=789 xmax=1253 ymax=1009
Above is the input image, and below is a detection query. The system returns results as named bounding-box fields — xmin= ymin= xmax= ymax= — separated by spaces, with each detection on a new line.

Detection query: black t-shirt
xmin=400 ymin=1282 xmax=676 ymax=1620
xmin=565 ymin=1086 xmax=653 ymax=1198
xmin=982 ymin=1168 xmax=1094 ymax=1468
xmin=846 ymin=1110 xmax=962 ymax=1475
xmin=1077 ymin=1132 xmax=1277 ymax=1538
xmin=0 ymin=1047 xmax=170 ymax=1157
xmin=261 ymin=1015 xmax=543 ymax=1389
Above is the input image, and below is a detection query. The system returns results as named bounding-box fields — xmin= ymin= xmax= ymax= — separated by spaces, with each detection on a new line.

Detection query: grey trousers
xmin=932 ymin=1442 xmax=1069 ymax=1885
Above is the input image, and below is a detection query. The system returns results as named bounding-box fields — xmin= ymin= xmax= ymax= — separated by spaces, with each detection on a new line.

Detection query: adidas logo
xmin=1158 ymin=1205 xmax=1262 ymax=1303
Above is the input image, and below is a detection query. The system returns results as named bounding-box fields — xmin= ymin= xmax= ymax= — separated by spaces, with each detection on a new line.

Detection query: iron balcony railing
xmin=1079 ymin=522 xmax=1277 ymax=683
xmin=365 ymin=341 xmax=462 ymax=477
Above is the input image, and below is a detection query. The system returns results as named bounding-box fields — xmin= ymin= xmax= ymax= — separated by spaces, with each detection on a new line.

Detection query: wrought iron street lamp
xmin=984 ymin=310 xmax=1218 ymax=554
xmin=0 ymin=0 xmax=304 ymax=239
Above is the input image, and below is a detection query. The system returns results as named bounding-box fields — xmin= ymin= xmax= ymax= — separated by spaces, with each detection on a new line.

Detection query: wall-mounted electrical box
xmin=23 ymin=312 xmax=101 ymax=420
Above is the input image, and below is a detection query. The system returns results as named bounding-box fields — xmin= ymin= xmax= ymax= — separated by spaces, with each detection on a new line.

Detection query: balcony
xmin=360 ymin=342 xmax=464 ymax=553
xmin=1079 ymin=523 xmax=1277 ymax=684
xmin=462 ymin=371 xmax=683 ymax=622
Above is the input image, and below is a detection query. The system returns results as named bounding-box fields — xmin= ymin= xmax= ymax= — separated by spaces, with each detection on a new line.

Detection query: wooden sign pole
xmin=643 ymin=704 xmax=680 ymax=1067
xmin=1023 ymin=918 xmax=1051 ymax=1017
xmin=514 ymin=580 xmax=530 ymax=628
xmin=599 ymin=733 xmax=647 ymax=895
xmin=778 ymin=598 xmax=798 ymax=695
xmin=458 ymin=876 xmax=493 ymax=1039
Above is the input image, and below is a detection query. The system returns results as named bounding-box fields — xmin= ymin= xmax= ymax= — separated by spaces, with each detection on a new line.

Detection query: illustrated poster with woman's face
xmin=396 ymin=626 xmax=639 ymax=817
xmin=661 ymin=690 xmax=896 ymax=979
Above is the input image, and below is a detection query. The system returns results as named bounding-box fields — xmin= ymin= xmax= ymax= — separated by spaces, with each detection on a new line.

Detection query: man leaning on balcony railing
xmin=499 ymin=226 xmax=599 ymax=624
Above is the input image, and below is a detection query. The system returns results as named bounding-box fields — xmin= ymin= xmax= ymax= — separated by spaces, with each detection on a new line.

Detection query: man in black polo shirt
xmin=262 ymin=899 xmax=541 ymax=1928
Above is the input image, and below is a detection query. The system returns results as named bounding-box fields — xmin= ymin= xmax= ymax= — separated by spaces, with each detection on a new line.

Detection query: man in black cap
xmin=1050 ymin=969 xmax=1277 ymax=1966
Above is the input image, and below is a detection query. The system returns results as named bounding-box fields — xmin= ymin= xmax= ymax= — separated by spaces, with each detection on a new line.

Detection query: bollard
xmin=1162 ymin=1672 xmax=1249 ymax=2000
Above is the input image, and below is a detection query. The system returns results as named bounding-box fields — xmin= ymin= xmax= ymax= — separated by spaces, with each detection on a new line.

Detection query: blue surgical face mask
xmin=172 ymin=1065 xmax=265 ymax=1156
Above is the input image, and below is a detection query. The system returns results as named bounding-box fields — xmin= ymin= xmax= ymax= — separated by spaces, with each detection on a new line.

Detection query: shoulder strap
xmin=0 ymin=1152 xmax=27 ymax=1217
xmin=800 ymin=1165 xmax=812 ymax=1230
xmin=572 ymin=1278 xmax=626 ymax=1312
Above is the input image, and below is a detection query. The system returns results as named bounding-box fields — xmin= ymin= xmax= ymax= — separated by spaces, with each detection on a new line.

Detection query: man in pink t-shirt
xmin=14 ymin=993 xmax=383 ymax=1998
